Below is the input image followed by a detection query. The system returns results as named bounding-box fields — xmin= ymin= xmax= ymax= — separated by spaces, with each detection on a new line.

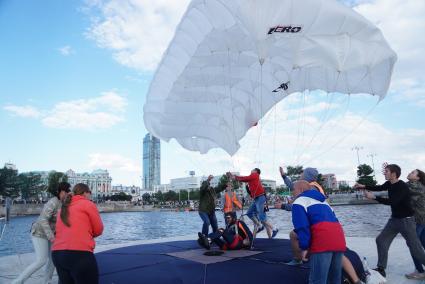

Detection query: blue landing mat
xmin=96 ymin=238 xmax=365 ymax=284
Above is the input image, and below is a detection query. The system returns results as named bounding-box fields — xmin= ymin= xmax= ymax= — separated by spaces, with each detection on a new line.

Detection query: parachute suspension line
xmin=297 ymin=91 xmax=335 ymax=163
xmin=273 ymin=104 xmax=278 ymax=182
xmin=185 ymin=152 xmax=209 ymax=176
xmin=292 ymin=70 xmax=308 ymax=166
xmin=296 ymin=69 xmax=340 ymax=162
xmin=299 ymin=93 xmax=351 ymax=166
xmin=295 ymin=69 xmax=310 ymax=165
xmin=295 ymin=90 xmax=308 ymax=165
xmin=300 ymin=66 xmax=373 ymax=165
xmin=254 ymin=59 xmax=265 ymax=168
xmin=227 ymin=48 xmax=237 ymax=171
xmin=303 ymin=99 xmax=380 ymax=165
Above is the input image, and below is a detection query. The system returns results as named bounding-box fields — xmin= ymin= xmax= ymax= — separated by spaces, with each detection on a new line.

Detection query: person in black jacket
xmin=355 ymin=164 xmax=425 ymax=278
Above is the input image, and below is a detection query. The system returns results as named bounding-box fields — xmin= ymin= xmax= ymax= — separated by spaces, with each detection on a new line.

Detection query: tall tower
xmin=143 ymin=133 xmax=161 ymax=190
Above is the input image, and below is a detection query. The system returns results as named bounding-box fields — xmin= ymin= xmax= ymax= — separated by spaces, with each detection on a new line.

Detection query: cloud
xmin=58 ymin=45 xmax=74 ymax=56
xmin=3 ymin=105 xmax=41 ymax=118
xmin=84 ymin=0 xmax=425 ymax=106
xmin=42 ymin=91 xmax=127 ymax=130
xmin=3 ymin=91 xmax=127 ymax=130
xmin=85 ymin=0 xmax=190 ymax=71
xmin=88 ymin=153 xmax=141 ymax=172
xmin=354 ymin=0 xmax=425 ymax=106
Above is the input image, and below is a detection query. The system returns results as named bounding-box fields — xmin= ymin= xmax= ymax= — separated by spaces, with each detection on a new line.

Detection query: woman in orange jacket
xmin=52 ymin=183 xmax=104 ymax=284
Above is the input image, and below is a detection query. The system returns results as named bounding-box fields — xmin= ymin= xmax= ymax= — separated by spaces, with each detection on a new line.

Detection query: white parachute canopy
xmin=143 ymin=0 xmax=397 ymax=156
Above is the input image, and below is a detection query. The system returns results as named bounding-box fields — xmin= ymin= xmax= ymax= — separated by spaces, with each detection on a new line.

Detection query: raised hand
xmin=279 ymin=166 xmax=285 ymax=176
xmin=226 ymin=172 xmax=234 ymax=179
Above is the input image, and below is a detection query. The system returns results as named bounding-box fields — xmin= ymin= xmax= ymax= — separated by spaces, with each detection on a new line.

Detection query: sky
xmin=0 ymin=0 xmax=424 ymax=186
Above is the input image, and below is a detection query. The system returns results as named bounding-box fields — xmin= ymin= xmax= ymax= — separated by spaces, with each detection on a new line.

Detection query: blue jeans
xmin=412 ymin=224 xmax=425 ymax=273
xmin=199 ymin=211 xmax=218 ymax=235
xmin=246 ymin=195 xmax=267 ymax=223
xmin=309 ymin=252 xmax=343 ymax=284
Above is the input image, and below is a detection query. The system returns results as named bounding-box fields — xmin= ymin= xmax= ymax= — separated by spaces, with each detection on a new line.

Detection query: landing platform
xmin=97 ymin=238 xmax=351 ymax=284
xmin=0 ymin=235 xmax=422 ymax=283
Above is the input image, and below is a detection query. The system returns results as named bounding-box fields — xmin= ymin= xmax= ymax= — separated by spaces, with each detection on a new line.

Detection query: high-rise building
xmin=143 ymin=133 xmax=161 ymax=190
xmin=322 ymin=173 xmax=338 ymax=191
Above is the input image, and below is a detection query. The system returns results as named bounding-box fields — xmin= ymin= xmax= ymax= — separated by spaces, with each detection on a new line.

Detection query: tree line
xmin=0 ymin=167 xmax=68 ymax=201
xmin=275 ymin=164 xmax=376 ymax=196
xmin=1 ymin=163 xmax=376 ymax=203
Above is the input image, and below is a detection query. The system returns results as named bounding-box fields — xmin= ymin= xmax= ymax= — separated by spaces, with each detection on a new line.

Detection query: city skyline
xmin=0 ymin=0 xmax=424 ymax=186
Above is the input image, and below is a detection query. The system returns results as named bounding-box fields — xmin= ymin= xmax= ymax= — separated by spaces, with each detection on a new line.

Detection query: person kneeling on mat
xmin=198 ymin=212 xmax=253 ymax=250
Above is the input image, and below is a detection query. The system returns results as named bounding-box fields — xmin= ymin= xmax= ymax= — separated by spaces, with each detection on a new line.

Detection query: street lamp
xmin=367 ymin=153 xmax=377 ymax=180
xmin=351 ymin=146 xmax=363 ymax=166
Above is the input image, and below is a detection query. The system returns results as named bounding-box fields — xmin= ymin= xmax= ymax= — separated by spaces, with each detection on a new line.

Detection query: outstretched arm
xmin=280 ymin=167 xmax=294 ymax=191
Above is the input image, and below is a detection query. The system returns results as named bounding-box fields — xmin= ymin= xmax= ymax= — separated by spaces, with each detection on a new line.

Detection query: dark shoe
xmin=373 ymin=267 xmax=386 ymax=278
xmin=256 ymin=225 xmax=264 ymax=233
xmin=203 ymin=236 xmax=211 ymax=250
xmin=272 ymin=229 xmax=279 ymax=238
xmin=197 ymin=232 xmax=210 ymax=250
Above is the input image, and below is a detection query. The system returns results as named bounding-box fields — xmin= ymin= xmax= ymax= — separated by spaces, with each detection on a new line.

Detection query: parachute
xmin=143 ymin=0 xmax=397 ymax=156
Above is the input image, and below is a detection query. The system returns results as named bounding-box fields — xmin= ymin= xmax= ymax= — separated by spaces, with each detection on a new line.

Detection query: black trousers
xmin=376 ymin=217 xmax=425 ymax=269
xmin=52 ymin=250 xmax=99 ymax=284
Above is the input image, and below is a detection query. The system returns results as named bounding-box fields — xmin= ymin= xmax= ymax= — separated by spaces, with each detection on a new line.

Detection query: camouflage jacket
xmin=408 ymin=181 xmax=425 ymax=225
xmin=31 ymin=197 xmax=61 ymax=240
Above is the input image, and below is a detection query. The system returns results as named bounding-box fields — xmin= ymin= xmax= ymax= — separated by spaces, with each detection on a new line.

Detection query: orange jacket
xmin=223 ymin=192 xmax=242 ymax=213
xmin=53 ymin=195 xmax=103 ymax=252
xmin=235 ymin=172 xmax=265 ymax=199
xmin=310 ymin=181 xmax=325 ymax=195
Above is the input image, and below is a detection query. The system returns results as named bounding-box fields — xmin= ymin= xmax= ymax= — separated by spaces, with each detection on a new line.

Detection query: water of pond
xmin=0 ymin=204 xmax=390 ymax=257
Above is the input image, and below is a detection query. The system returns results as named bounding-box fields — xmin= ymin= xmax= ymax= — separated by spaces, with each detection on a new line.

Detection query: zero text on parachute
xmin=273 ymin=81 xmax=290 ymax=93
xmin=268 ymin=26 xmax=302 ymax=34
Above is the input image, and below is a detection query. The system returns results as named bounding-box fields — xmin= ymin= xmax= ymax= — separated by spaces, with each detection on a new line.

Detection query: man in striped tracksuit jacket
xmin=292 ymin=180 xmax=346 ymax=284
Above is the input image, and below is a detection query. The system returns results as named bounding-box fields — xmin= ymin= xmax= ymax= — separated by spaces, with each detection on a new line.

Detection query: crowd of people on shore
xmin=7 ymin=162 xmax=425 ymax=284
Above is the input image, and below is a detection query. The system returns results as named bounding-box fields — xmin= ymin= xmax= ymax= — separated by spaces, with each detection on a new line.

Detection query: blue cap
xmin=303 ymin=167 xmax=318 ymax=182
